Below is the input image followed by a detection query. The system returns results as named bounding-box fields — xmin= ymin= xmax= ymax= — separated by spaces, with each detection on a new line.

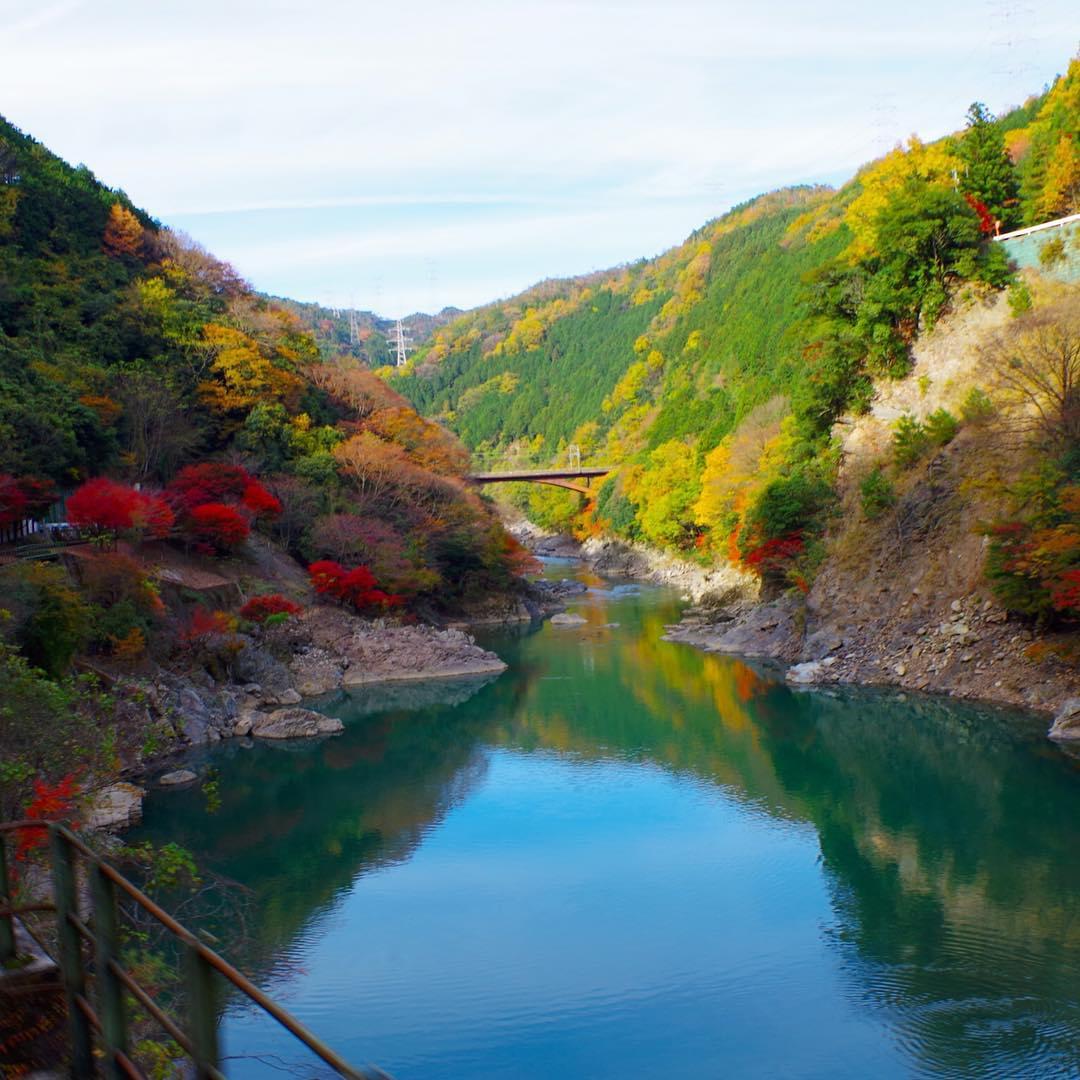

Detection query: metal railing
xmin=1 ymin=821 xmax=387 ymax=1079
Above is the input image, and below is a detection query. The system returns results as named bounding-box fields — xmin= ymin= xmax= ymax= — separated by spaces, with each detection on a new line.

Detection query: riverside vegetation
xmin=391 ymin=57 xmax=1080 ymax=723
xmin=0 ymin=110 xmax=538 ymax=854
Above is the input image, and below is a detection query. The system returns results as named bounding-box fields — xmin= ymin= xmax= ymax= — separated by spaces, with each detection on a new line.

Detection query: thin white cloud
xmin=1 ymin=0 xmax=1074 ymax=313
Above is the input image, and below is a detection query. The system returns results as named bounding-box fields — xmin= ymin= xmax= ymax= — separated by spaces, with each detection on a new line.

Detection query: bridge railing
xmin=470 ymin=443 xmax=594 ymax=473
xmin=0 ymin=820 xmax=385 ymax=1079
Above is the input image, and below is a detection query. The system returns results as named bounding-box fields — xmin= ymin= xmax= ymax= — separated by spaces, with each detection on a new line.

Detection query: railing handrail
xmin=0 ymin=820 xmax=387 ymax=1079
xmin=994 ymin=211 xmax=1080 ymax=242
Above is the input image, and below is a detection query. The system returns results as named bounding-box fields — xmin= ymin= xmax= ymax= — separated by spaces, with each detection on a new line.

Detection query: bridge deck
xmin=469 ymin=467 xmax=611 ymax=483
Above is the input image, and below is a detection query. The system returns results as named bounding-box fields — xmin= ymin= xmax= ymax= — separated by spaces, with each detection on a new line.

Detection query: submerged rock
xmin=549 ymin=612 xmax=588 ymax=626
xmin=786 ymin=660 xmax=829 ymax=685
xmin=158 ymin=769 xmax=197 ymax=786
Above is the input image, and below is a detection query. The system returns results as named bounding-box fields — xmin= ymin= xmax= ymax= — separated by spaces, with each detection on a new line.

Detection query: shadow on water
xmin=135 ymin=573 xmax=1080 ymax=1078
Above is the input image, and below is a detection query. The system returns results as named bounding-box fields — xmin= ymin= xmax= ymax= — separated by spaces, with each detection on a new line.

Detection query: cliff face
xmin=665 ymin=283 xmax=1080 ymax=724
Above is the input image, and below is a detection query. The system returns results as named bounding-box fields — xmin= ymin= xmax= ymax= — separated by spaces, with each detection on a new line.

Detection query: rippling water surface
xmin=135 ymin=565 xmax=1080 ymax=1078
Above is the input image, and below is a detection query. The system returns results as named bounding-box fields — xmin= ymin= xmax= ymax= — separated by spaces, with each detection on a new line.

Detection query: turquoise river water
xmin=134 ymin=563 xmax=1080 ymax=1078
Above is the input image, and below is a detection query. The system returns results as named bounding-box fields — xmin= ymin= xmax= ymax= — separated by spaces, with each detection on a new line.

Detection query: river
xmin=134 ymin=562 xmax=1080 ymax=1078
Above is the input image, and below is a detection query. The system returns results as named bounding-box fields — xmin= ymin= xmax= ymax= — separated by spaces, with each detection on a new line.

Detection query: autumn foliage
xmin=308 ymin=560 xmax=403 ymax=611
xmin=239 ymin=594 xmax=303 ymax=622
xmin=166 ymin=463 xmax=277 ymax=516
xmin=0 ymin=474 xmax=57 ymax=525
xmin=163 ymin=463 xmax=279 ymax=553
xmin=16 ymin=774 xmax=80 ymax=860
xmin=67 ymin=477 xmax=174 ymax=539
xmin=186 ymin=502 xmax=250 ymax=553
xmin=180 ymin=608 xmax=236 ymax=643
xmin=102 ymin=203 xmax=144 ymax=258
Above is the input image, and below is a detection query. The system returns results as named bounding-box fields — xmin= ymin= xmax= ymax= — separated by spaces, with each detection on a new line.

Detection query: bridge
xmin=467 ymin=466 xmax=611 ymax=495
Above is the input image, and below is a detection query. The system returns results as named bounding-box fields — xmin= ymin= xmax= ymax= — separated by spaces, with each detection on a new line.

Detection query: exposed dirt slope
xmin=666 ymin=286 xmax=1080 ymax=724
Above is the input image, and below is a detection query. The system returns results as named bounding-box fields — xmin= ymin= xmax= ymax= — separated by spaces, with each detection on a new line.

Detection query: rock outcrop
xmin=251 ymin=708 xmax=345 ymax=739
xmin=1049 ymin=699 xmax=1080 ymax=741
xmin=85 ymin=783 xmax=145 ymax=830
xmin=581 ymin=536 xmax=758 ymax=606
xmin=134 ymin=604 xmax=508 ymax=750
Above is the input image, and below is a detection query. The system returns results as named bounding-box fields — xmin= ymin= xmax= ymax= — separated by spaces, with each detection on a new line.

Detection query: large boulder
xmin=1049 ymin=698 xmax=1080 ymax=741
xmin=85 ymin=783 xmax=145 ymax=830
xmin=251 ymin=708 xmax=344 ymax=740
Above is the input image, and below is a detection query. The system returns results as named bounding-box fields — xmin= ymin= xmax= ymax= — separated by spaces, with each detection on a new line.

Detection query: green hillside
xmin=393 ymin=59 xmax=1079 ymax=577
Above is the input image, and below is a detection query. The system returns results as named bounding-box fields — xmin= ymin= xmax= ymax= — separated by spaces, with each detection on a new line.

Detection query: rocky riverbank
xmin=506 ymin=518 xmax=758 ymax=605
xmin=509 ymin=514 xmax=1078 ymax=740
xmin=663 ymin=589 xmax=1080 ymax=739
xmin=83 ymin=604 xmax=510 ymax=827
xmin=147 ymin=605 xmax=507 ymax=747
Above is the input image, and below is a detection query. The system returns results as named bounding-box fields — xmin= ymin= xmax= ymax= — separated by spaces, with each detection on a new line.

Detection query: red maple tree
xmin=67 ymin=478 xmax=174 ymax=538
xmin=239 ymin=594 xmax=303 ymax=622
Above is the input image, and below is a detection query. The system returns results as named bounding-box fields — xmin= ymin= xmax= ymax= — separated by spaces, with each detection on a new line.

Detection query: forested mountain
xmin=0 ymin=111 xmax=527 ymax=629
xmin=392 ymin=59 xmax=1080 ymax=599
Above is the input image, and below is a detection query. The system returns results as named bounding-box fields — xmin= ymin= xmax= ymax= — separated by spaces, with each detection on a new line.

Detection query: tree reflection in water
xmin=135 ymin=578 xmax=1080 ymax=1078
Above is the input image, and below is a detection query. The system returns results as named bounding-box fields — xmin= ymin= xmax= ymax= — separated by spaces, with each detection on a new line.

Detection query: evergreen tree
xmin=957 ymin=102 xmax=1021 ymax=230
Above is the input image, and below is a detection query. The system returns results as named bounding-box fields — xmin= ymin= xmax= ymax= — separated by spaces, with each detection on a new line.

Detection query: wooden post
xmin=92 ymin=864 xmax=128 ymax=1076
xmin=185 ymin=942 xmax=220 ymax=1078
xmin=0 ymin=833 xmax=14 ymax=964
xmin=50 ymin=826 xmax=94 ymax=1077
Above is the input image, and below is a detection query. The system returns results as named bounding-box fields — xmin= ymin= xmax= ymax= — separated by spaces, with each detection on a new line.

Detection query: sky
xmin=1 ymin=1 xmax=1076 ymax=317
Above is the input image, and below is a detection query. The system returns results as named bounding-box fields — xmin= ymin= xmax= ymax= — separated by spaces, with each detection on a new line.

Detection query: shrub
xmin=180 ymin=608 xmax=235 ymax=643
xmin=1038 ymin=235 xmax=1066 ymax=268
xmin=239 ymin=594 xmax=302 ymax=623
xmin=738 ymin=470 xmax=834 ymax=584
xmin=924 ymin=408 xmax=959 ymax=447
xmin=81 ymin=553 xmax=164 ymax=617
xmin=860 ymin=466 xmax=897 ymax=519
xmin=892 ymin=414 xmax=930 ymax=468
xmin=982 ymin=476 xmax=1080 ymax=622
xmin=307 ymin=560 xmax=403 ymax=612
xmin=184 ymin=503 xmax=249 ymax=553
xmin=0 ymin=642 xmax=113 ymax=820
xmin=93 ymin=599 xmax=150 ymax=654
xmin=1007 ymin=280 xmax=1032 ymax=317
xmin=960 ymin=386 xmax=995 ymax=423
xmin=3 ymin=563 xmax=91 ymax=676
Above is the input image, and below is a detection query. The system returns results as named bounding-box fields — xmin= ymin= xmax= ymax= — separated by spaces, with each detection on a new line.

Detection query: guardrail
xmin=1 ymin=821 xmax=387 ymax=1079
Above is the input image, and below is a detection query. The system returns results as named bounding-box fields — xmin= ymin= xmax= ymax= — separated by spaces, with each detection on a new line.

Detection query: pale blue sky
xmin=1 ymin=1 xmax=1076 ymax=316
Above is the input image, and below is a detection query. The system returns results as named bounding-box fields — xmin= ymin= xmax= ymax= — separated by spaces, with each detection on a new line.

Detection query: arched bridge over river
xmin=467 ymin=466 xmax=611 ymax=495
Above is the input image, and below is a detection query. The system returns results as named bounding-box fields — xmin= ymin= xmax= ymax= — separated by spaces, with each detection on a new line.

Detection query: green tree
xmin=957 ymin=102 xmax=1020 ymax=229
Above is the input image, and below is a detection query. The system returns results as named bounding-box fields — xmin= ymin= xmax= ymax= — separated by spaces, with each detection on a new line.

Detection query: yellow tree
xmin=845 ymin=137 xmax=962 ymax=260
xmin=103 ymin=203 xmax=144 ymax=258
xmin=1038 ymin=135 xmax=1080 ymax=219
xmin=198 ymin=324 xmax=303 ymax=414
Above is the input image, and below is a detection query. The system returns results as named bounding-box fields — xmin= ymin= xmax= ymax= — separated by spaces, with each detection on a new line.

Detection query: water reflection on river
xmin=135 ymin=566 xmax=1080 ymax=1079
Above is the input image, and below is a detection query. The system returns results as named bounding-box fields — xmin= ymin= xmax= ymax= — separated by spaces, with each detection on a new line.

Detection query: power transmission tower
xmin=390 ymin=320 xmax=410 ymax=367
